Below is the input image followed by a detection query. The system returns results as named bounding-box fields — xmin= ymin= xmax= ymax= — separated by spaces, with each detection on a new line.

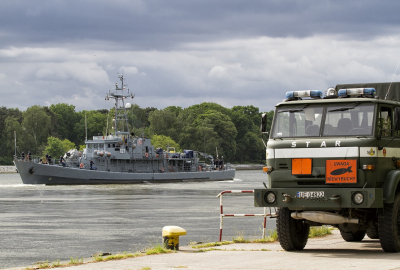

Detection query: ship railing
xmin=14 ymin=155 xmax=58 ymax=165
xmin=216 ymin=190 xmax=277 ymax=242
xmin=92 ymin=135 xmax=116 ymax=140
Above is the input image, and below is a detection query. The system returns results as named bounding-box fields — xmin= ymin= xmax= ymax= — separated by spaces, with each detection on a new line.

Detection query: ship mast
xmin=106 ymin=74 xmax=134 ymax=137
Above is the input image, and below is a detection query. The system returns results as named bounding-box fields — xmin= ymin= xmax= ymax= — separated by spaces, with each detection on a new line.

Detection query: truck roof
xmin=275 ymin=82 xmax=400 ymax=107
xmin=335 ymin=82 xmax=400 ymax=101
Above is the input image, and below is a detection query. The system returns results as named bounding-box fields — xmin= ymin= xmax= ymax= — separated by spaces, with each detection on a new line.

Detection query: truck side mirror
xmin=395 ymin=108 xmax=400 ymax=130
xmin=260 ymin=113 xmax=268 ymax=134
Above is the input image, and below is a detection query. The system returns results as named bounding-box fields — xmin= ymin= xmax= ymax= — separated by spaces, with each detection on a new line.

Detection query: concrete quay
xmin=0 ymin=166 xmax=16 ymax=173
xmin=9 ymin=230 xmax=400 ymax=270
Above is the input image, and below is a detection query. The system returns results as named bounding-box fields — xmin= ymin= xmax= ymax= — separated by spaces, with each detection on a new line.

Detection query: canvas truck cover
xmin=335 ymin=82 xmax=400 ymax=102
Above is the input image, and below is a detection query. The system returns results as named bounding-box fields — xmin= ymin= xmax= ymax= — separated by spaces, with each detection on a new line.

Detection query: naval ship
xmin=14 ymin=75 xmax=235 ymax=185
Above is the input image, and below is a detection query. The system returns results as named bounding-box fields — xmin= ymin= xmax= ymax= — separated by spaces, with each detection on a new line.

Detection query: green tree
xmin=43 ymin=137 xmax=76 ymax=159
xmin=43 ymin=136 xmax=64 ymax=159
xmin=230 ymin=106 xmax=268 ymax=163
xmin=73 ymin=110 xmax=108 ymax=145
xmin=50 ymin=103 xmax=79 ymax=144
xmin=235 ymin=131 xmax=264 ymax=163
xmin=127 ymin=104 xmax=157 ymax=130
xmin=0 ymin=107 xmax=23 ymax=163
xmin=22 ymin=105 xmax=51 ymax=154
xmin=151 ymin=135 xmax=181 ymax=152
xmin=62 ymin=139 xmax=76 ymax=152
xmin=148 ymin=108 xmax=180 ymax=141
xmin=0 ymin=107 xmax=22 ymax=139
xmin=0 ymin=116 xmax=25 ymax=164
xmin=178 ymin=108 xmax=237 ymax=160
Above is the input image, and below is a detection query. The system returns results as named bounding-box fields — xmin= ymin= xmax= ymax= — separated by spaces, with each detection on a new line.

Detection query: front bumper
xmin=254 ymin=188 xmax=383 ymax=210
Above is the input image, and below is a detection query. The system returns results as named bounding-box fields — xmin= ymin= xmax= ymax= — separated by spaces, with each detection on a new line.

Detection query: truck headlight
xmin=264 ymin=191 xmax=276 ymax=204
xmin=352 ymin=192 xmax=364 ymax=205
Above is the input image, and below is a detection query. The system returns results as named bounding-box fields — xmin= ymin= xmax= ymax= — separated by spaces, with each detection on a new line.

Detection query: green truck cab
xmin=255 ymin=82 xmax=400 ymax=252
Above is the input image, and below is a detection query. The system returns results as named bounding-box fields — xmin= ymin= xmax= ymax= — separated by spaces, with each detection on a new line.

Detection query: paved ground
xmin=8 ymin=230 xmax=400 ymax=270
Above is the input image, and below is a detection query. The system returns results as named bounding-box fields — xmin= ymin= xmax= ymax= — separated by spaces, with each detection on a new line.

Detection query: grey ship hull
xmin=14 ymin=160 xmax=235 ymax=185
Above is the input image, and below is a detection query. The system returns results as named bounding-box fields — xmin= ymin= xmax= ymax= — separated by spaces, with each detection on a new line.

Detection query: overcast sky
xmin=1 ymin=0 xmax=400 ymax=113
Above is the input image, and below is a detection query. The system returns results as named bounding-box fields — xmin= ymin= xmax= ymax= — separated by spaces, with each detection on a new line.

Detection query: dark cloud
xmin=2 ymin=0 xmax=400 ymax=49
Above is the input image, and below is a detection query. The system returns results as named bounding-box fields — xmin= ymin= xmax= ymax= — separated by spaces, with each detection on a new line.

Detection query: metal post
xmin=219 ymin=193 xmax=223 ymax=241
xmin=14 ymin=131 xmax=16 ymax=159
xmin=263 ymin=207 xmax=267 ymax=239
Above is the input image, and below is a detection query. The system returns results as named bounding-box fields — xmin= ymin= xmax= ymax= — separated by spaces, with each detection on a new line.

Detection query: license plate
xmin=296 ymin=191 xmax=324 ymax=199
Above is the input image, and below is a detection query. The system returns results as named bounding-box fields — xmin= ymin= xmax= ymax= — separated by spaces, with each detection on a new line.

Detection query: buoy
xmin=145 ymin=153 xmax=149 ymax=158
xmin=80 ymin=163 xmax=84 ymax=169
xmin=162 ymin=226 xmax=186 ymax=250
xmin=139 ymin=140 xmax=143 ymax=145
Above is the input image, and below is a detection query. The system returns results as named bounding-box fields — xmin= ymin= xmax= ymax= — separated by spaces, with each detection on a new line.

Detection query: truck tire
xmin=277 ymin=207 xmax=310 ymax=251
xmin=366 ymin=227 xmax=379 ymax=239
xmin=378 ymin=192 xmax=400 ymax=252
xmin=339 ymin=229 xmax=366 ymax=242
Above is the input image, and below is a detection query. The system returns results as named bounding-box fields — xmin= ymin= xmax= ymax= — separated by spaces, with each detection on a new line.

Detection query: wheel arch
xmin=383 ymin=170 xmax=400 ymax=204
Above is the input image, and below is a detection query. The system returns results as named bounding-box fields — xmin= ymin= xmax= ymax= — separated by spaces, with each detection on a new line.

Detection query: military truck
xmin=255 ymin=82 xmax=400 ymax=252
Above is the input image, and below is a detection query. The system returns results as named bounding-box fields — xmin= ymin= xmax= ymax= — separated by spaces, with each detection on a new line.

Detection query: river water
xmin=0 ymin=170 xmax=275 ymax=269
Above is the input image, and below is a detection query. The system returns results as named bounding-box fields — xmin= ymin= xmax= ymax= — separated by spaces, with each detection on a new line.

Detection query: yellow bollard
xmin=162 ymin=226 xmax=187 ymax=250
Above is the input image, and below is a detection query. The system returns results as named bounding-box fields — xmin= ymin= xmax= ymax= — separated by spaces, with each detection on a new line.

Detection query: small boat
xmin=13 ymin=75 xmax=235 ymax=185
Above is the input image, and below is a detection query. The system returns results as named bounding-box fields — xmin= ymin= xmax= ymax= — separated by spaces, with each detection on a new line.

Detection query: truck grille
xmin=278 ymin=163 xmax=289 ymax=169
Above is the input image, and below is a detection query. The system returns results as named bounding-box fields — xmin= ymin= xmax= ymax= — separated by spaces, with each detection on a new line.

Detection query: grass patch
xmin=93 ymin=251 xmax=139 ymax=263
xmin=24 ymin=244 xmax=170 ymax=269
xmin=51 ymin=259 xmax=61 ymax=267
xmin=193 ymin=248 xmax=220 ymax=253
xmin=191 ymin=241 xmax=232 ymax=248
xmin=34 ymin=260 xmax=50 ymax=269
xmin=192 ymin=229 xmax=279 ymax=250
xmin=68 ymin=257 xmax=84 ymax=266
xmin=309 ymin=226 xmax=332 ymax=238
xmin=252 ymin=229 xmax=279 ymax=243
xmin=192 ymin=226 xmax=332 ymax=252
xmin=145 ymin=244 xmax=175 ymax=255
xmin=232 ymin=236 xmax=250 ymax=243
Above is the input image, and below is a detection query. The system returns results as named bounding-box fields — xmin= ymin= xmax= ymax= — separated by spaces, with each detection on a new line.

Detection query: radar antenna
xmin=386 ymin=59 xmax=400 ymax=100
xmin=105 ymin=74 xmax=135 ymax=137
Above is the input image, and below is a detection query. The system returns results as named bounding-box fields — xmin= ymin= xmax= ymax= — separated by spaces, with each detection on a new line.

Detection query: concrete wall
xmin=0 ymin=166 xmax=17 ymax=173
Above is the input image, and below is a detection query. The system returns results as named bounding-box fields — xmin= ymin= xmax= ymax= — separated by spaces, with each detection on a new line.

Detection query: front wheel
xmin=378 ymin=193 xmax=400 ymax=252
xmin=276 ymin=208 xmax=310 ymax=251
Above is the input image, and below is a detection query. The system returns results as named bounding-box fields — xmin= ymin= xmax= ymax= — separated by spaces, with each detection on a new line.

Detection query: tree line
xmin=0 ymin=103 xmax=274 ymax=165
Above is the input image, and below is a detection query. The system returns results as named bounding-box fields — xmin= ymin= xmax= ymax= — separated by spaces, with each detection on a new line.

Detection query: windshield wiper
xmin=279 ymin=104 xmax=309 ymax=113
xmin=328 ymin=102 xmax=360 ymax=112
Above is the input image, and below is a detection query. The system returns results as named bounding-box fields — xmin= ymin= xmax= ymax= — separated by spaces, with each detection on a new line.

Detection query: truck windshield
xmin=271 ymin=103 xmax=376 ymax=138
xmin=272 ymin=105 xmax=324 ymax=138
xmin=323 ymin=103 xmax=375 ymax=136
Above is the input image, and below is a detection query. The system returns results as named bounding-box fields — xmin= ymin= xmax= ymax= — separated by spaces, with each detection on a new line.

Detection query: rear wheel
xmin=277 ymin=208 xmax=310 ymax=251
xmin=339 ymin=229 xmax=366 ymax=242
xmin=378 ymin=193 xmax=400 ymax=252
xmin=366 ymin=227 xmax=379 ymax=239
